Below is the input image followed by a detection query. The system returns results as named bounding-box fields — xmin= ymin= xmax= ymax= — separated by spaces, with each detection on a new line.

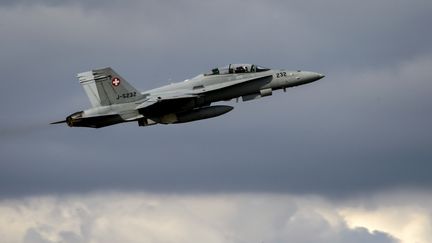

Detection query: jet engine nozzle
xmin=66 ymin=111 xmax=84 ymax=127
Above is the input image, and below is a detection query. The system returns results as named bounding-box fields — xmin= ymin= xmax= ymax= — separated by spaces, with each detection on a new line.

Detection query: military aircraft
xmin=51 ymin=64 xmax=324 ymax=128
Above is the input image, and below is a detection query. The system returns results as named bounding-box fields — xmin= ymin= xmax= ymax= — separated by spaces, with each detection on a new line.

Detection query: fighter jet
xmin=51 ymin=64 xmax=324 ymax=128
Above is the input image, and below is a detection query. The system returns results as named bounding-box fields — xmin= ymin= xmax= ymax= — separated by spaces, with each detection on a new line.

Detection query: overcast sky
xmin=0 ymin=0 xmax=431 ymax=242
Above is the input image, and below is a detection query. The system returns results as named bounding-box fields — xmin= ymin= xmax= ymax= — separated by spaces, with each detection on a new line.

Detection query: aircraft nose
xmin=311 ymin=72 xmax=325 ymax=81
xmin=300 ymin=71 xmax=325 ymax=82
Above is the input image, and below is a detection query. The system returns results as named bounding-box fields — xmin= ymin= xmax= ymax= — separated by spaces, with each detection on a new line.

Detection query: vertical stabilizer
xmin=77 ymin=67 xmax=144 ymax=107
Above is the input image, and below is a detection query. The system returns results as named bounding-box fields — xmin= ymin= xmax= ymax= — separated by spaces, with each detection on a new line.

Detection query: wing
xmin=135 ymin=74 xmax=272 ymax=117
xmin=136 ymin=91 xmax=199 ymax=117
xmin=192 ymin=74 xmax=273 ymax=94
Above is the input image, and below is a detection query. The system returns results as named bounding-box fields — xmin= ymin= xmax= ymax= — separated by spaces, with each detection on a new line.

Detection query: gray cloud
xmin=1 ymin=57 xmax=431 ymax=198
xmin=1 ymin=2 xmax=430 ymax=243
xmin=0 ymin=0 xmax=431 ymax=198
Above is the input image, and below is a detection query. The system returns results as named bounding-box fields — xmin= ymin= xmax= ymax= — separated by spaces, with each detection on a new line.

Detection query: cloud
xmin=0 ymin=2 xmax=430 ymax=243
xmin=0 ymin=0 xmax=431 ymax=200
xmin=0 ymin=192 xmax=413 ymax=243
xmin=1 ymin=0 xmax=431 ymax=75
xmin=1 ymin=54 xmax=432 ymax=198
xmin=339 ymin=191 xmax=432 ymax=243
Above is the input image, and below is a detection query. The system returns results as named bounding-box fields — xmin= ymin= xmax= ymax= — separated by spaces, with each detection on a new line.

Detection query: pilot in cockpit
xmin=235 ymin=66 xmax=245 ymax=73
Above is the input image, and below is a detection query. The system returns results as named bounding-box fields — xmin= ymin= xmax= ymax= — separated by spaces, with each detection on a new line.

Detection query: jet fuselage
xmin=52 ymin=64 xmax=324 ymax=128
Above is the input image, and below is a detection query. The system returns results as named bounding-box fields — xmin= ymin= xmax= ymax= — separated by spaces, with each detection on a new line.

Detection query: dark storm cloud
xmin=0 ymin=0 xmax=431 ymax=198
xmin=0 ymin=0 xmax=114 ymax=7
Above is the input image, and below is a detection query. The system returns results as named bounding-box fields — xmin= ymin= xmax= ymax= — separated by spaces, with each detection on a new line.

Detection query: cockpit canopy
xmin=205 ymin=64 xmax=270 ymax=76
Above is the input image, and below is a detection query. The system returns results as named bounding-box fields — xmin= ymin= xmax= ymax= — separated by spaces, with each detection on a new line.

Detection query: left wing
xmin=135 ymin=74 xmax=272 ymax=117
xmin=191 ymin=74 xmax=273 ymax=94
xmin=135 ymin=92 xmax=199 ymax=117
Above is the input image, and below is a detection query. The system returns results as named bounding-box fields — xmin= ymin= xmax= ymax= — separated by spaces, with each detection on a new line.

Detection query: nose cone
xmin=300 ymin=71 xmax=325 ymax=83
xmin=310 ymin=72 xmax=325 ymax=81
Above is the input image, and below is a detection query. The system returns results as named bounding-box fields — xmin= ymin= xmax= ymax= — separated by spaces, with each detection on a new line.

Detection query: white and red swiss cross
xmin=111 ymin=77 xmax=121 ymax=87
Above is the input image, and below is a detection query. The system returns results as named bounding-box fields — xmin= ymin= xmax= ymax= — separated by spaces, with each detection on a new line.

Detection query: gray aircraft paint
xmin=53 ymin=64 xmax=324 ymax=128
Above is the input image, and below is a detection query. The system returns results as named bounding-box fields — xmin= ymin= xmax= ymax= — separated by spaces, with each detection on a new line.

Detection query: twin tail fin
xmin=77 ymin=67 xmax=144 ymax=107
